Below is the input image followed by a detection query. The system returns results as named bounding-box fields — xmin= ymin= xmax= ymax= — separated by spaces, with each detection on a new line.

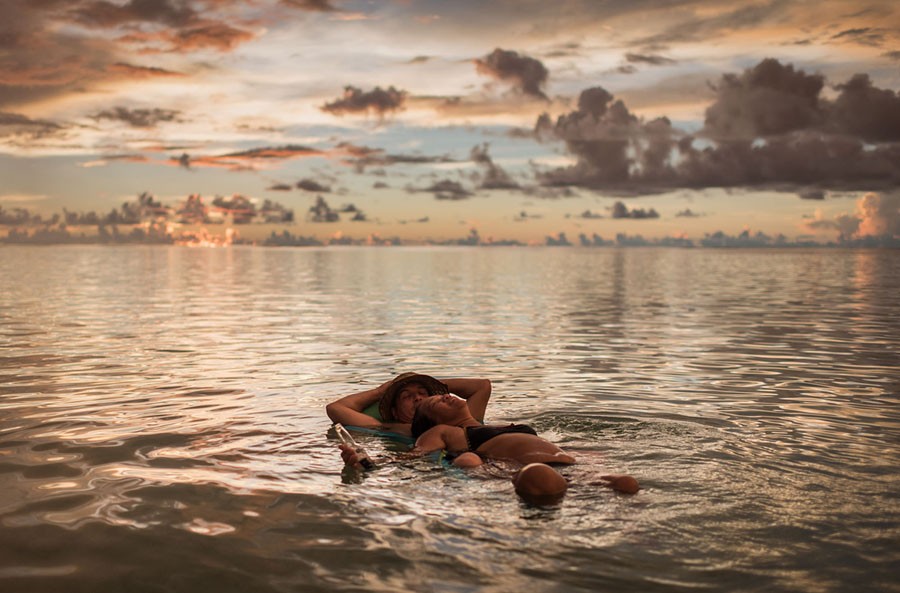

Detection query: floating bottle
xmin=334 ymin=423 xmax=375 ymax=470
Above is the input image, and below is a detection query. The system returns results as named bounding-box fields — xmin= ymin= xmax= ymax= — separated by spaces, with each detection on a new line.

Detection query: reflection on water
xmin=1 ymin=245 xmax=898 ymax=593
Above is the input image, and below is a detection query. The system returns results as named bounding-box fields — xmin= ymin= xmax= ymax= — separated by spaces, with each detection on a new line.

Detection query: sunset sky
xmin=1 ymin=0 xmax=899 ymax=243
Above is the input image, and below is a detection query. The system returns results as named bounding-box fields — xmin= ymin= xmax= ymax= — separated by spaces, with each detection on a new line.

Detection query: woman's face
xmin=418 ymin=393 xmax=466 ymax=423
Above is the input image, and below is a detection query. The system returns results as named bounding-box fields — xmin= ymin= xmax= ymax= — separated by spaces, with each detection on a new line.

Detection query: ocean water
xmin=1 ymin=245 xmax=898 ymax=593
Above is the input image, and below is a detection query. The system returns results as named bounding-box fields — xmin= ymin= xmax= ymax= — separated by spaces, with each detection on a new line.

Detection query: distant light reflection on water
xmin=1 ymin=245 xmax=898 ymax=593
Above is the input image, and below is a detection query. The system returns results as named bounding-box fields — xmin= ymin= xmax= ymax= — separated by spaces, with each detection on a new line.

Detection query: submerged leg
xmin=600 ymin=474 xmax=640 ymax=494
xmin=512 ymin=463 xmax=568 ymax=505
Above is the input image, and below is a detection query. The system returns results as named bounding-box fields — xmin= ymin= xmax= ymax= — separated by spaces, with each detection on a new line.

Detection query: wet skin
xmin=415 ymin=395 xmax=576 ymax=465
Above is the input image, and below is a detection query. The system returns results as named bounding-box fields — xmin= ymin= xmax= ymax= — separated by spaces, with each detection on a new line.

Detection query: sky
xmin=1 ymin=0 xmax=899 ymax=245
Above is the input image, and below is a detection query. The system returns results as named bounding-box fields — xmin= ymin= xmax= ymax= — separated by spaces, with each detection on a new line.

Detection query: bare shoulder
xmin=415 ymin=424 xmax=464 ymax=452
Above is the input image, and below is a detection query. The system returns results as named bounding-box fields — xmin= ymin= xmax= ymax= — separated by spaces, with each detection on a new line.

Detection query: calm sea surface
xmin=1 ymin=245 xmax=898 ymax=593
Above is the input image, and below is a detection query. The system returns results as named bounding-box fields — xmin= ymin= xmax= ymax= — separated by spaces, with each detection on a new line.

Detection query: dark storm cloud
xmin=470 ymin=144 xmax=520 ymax=190
xmin=92 ymin=107 xmax=181 ymax=127
xmin=704 ymin=58 xmax=825 ymax=139
xmin=296 ymin=178 xmax=331 ymax=193
xmin=535 ymin=59 xmax=900 ymax=197
xmin=611 ymin=201 xmax=659 ymax=219
xmin=536 ymin=85 xmax=679 ymax=193
xmin=829 ymin=74 xmax=900 ymax=142
xmin=624 ymin=53 xmax=675 ymax=65
xmin=321 ymin=86 xmax=407 ymax=117
xmin=474 ymin=48 xmax=549 ymax=100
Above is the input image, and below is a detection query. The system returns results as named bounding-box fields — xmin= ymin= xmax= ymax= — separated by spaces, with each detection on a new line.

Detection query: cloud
xmin=535 ymin=59 xmax=900 ymax=196
xmin=633 ymin=2 xmax=792 ymax=47
xmin=73 ymin=1 xmax=256 ymax=52
xmin=92 ymin=107 xmax=181 ymax=127
xmin=0 ymin=112 xmax=65 ymax=140
xmin=281 ymin=0 xmax=340 ymax=11
xmin=307 ymin=195 xmax=339 ymax=222
xmin=335 ymin=142 xmax=455 ymax=172
xmin=704 ymin=58 xmax=825 ymax=139
xmin=338 ymin=203 xmax=367 ymax=221
xmin=73 ymin=0 xmax=197 ymax=28
xmin=470 ymin=144 xmax=520 ymax=190
xmin=798 ymin=189 xmax=825 ymax=200
xmin=267 ymin=182 xmax=293 ymax=191
xmin=173 ymin=145 xmax=324 ymax=170
xmin=418 ymin=179 xmax=473 ymax=201
xmin=474 ymin=48 xmax=549 ymax=100
xmin=0 ymin=1 xmax=253 ymax=109
xmin=296 ymin=178 xmax=331 ymax=192
xmin=611 ymin=201 xmax=659 ymax=219
xmin=675 ymin=208 xmax=704 ymax=218
xmin=79 ymin=154 xmax=149 ymax=168
xmin=576 ymin=210 xmax=604 ymax=220
xmin=803 ymin=192 xmax=899 ymax=241
xmin=624 ymin=53 xmax=675 ymax=66
xmin=829 ymin=74 xmax=900 ymax=142
xmin=857 ymin=192 xmax=900 ymax=237
xmin=0 ymin=193 xmax=48 ymax=204
xmin=536 ymin=86 xmax=679 ymax=192
xmin=167 ymin=23 xmax=256 ymax=52
xmin=830 ymin=27 xmax=886 ymax=47
xmin=106 ymin=62 xmax=184 ymax=78
xmin=321 ymin=86 xmax=407 ymax=117
xmin=513 ymin=210 xmax=542 ymax=222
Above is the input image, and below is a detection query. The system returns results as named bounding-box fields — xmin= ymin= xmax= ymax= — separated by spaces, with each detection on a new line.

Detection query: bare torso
xmin=439 ymin=426 xmax=576 ymax=465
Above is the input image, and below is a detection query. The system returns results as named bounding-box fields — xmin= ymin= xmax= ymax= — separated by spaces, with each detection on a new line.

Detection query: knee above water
xmin=513 ymin=463 xmax=568 ymax=505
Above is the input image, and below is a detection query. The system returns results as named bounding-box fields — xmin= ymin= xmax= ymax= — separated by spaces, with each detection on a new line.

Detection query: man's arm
xmin=442 ymin=378 xmax=491 ymax=422
xmin=326 ymin=378 xmax=414 ymax=432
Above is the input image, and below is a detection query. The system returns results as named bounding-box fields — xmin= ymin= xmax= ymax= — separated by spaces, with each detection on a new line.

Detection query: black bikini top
xmin=465 ymin=423 xmax=538 ymax=451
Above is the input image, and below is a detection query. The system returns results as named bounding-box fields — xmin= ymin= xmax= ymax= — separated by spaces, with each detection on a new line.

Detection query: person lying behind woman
xmin=326 ymin=373 xmax=491 ymax=436
xmin=341 ymin=393 xmax=639 ymax=505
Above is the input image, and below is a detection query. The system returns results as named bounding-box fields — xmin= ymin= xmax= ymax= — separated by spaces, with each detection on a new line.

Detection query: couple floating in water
xmin=326 ymin=372 xmax=639 ymax=505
